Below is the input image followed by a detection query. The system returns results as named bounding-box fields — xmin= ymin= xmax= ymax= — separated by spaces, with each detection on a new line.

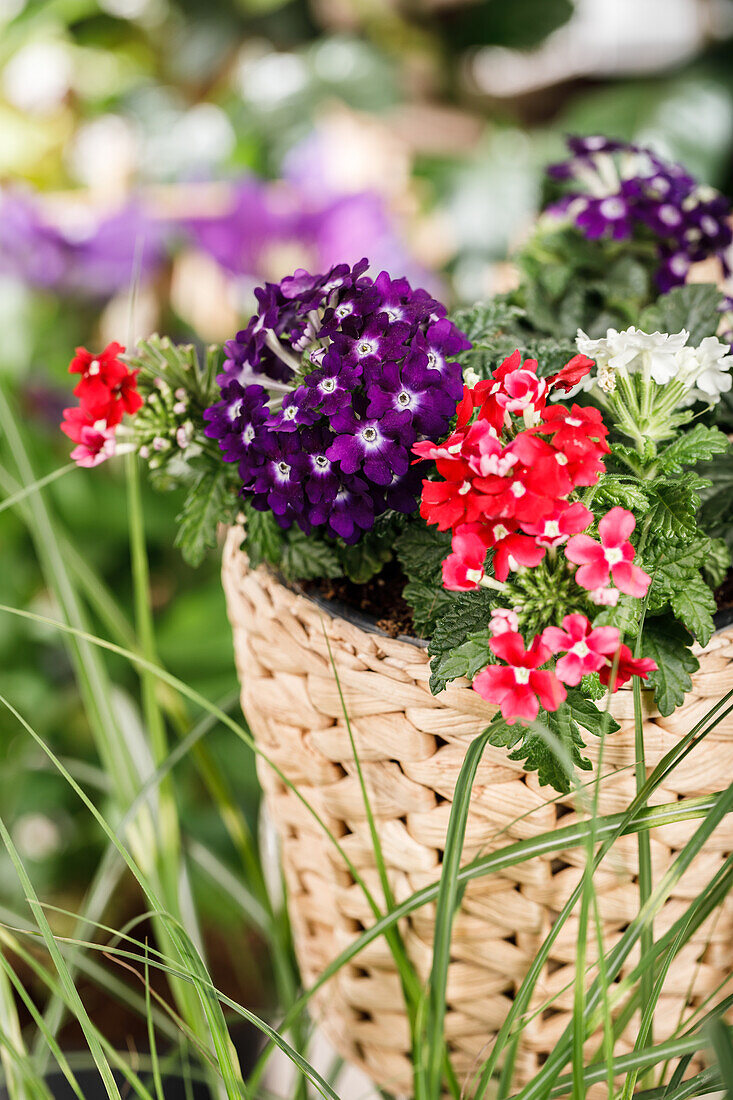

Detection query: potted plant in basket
xmin=58 ymin=137 xmax=733 ymax=1097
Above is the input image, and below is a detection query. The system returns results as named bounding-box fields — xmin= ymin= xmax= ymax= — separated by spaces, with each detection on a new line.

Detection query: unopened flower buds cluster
xmin=415 ymin=350 xmax=657 ymax=724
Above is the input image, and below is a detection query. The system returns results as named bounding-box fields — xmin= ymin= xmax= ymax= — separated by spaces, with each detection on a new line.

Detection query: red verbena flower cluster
xmin=413 ymin=349 xmax=612 ymax=588
xmin=60 ymin=343 xmax=142 ymax=467
xmin=414 ymin=350 xmax=657 ymax=724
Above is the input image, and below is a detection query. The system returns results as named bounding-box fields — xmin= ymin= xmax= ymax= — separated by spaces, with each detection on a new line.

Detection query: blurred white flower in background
xmin=67 ymin=114 xmax=140 ymax=194
xmin=138 ymin=102 xmax=235 ymax=179
xmin=3 ymin=38 xmax=73 ymax=114
xmin=236 ymin=49 xmax=309 ymax=107
xmin=0 ymin=0 xmax=26 ymax=23
xmin=12 ymin=813 xmax=62 ymax=862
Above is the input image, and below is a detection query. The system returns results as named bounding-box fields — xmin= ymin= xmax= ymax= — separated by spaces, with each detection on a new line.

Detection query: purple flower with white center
xmin=327 ymin=413 xmax=411 ymax=486
xmin=656 ymin=250 xmax=692 ymax=294
xmin=266 ymin=387 xmax=318 ymax=432
xmin=382 ymin=466 xmax=423 ymax=514
xmin=365 ymin=359 xmax=457 ymax=437
xmin=204 ymin=257 xmax=470 ymax=541
xmin=303 ymin=352 xmax=361 ymax=416
xmin=545 ymin=135 xmax=732 ymax=291
xmin=334 ymin=315 xmax=411 ymax=368
xmin=251 ymin=434 xmax=305 ymax=519
xmin=576 ymin=196 xmax=633 ymax=240
xmin=373 ymin=270 xmax=439 ymax=325
xmin=296 ymin=427 xmax=340 ymax=504
xmin=410 ymin=319 xmax=471 ymax=396
xmin=309 ymin=476 xmax=375 ymax=543
xmin=204 ymin=381 xmax=270 ymax=474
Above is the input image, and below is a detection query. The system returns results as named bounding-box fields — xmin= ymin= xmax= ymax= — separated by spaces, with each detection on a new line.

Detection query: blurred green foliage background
xmin=1 ymin=0 xmax=732 ymax=1015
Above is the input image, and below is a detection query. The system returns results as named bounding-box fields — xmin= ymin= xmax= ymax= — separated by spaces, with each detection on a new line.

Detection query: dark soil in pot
xmin=299 ymin=562 xmax=733 ymax=641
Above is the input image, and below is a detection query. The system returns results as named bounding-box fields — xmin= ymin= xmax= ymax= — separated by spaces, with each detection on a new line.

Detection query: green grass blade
xmin=0 ymin=943 xmax=82 ymax=1100
xmin=546 ymin=1031 xmax=716 ymax=1097
xmin=0 ymin=948 xmax=51 ymax=1100
xmin=469 ymin=693 xmax=733 ymax=1099
xmin=0 ymin=604 xmax=416 ymax=964
xmin=419 ymin=730 xmax=489 ymax=1100
xmin=323 ymin=625 xmax=425 ymax=1088
xmin=708 ymin=1018 xmax=733 ymax=1096
xmin=0 ymin=815 xmax=122 ymax=1100
xmin=513 ymin=785 xmax=733 ymax=1100
xmin=0 ymin=692 xmax=340 ymax=1100
xmin=634 ymin=675 xmax=655 ymax=1068
xmin=0 ymin=463 xmax=75 ymax=516
xmin=145 ymin=942 xmax=165 ymax=1100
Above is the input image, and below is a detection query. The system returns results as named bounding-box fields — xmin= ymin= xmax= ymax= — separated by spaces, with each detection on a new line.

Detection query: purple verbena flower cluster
xmin=546 ymin=135 xmax=732 ymax=292
xmin=203 ymin=259 xmax=471 ymax=542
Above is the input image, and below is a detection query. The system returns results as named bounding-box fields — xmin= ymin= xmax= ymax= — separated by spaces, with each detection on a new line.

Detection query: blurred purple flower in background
xmin=0 ymin=189 xmax=167 ymax=299
xmin=184 ymin=178 xmax=430 ymax=290
xmin=0 ymin=176 xmax=430 ymax=310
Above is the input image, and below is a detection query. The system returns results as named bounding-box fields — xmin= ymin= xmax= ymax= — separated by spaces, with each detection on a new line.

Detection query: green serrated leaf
xmin=402 ymin=579 xmax=455 ymax=638
xmin=593 ymin=595 xmax=642 ymax=635
xmin=702 ymin=537 xmax=731 ymax=588
xmin=396 ymin=521 xmax=451 ymax=583
xmin=657 ymin=424 xmax=730 ymax=475
xmin=428 ymin=634 xmax=492 ymax=695
xmin=450 ymin=296 xmax=524 ymax=345
xmin=495 ymin=706 xmax=592 ymax=794
xmin=565 ymin=687 xmax=620 ymax=737
xmin=602 ymin=254 xmax=650 ymax=302
xmin=243 ymin=501 xmax=284 ymax=569
xmin=485 ymin=711 xmax=523 ymax=752
xmin=578 ymin=671 xmax=606 ymax=701
xmin=670 ymin=575 xmax=716 ymax=647
xmin=641 ymin=617 xmax=699 ymax=717
xmin=591 ymin=478 xmax=650 ymax=512
xmin=639 ymin=283 xmax=723 ymax=345
xmin=396 ymin=520 xmax=454 ymax=635
xmin=646 ymin=474 xmax=706 ymax=540
xmin=279 ymin=528 xmax=342 ymax=582
xmin=645 ymin=537 xmax=711 ymax=611
xmin=174 ymin=470 xmax=237 ymax=567
xmin=428 ymin=590 xmax=495 ymax=694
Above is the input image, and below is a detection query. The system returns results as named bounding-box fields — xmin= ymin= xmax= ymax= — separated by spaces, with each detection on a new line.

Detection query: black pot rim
xmin=276 ymin=569 xmax=733 ymax=650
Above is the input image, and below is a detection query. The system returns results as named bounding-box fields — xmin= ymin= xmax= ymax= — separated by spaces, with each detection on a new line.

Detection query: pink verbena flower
xmin=599 ymin=644 xmax=658 ymax=691
xmin=565 ymin=506 xmax=651 ymax=598
xmin=442 ymin=522 xmax=491 ymax=590
xmin=522 ymin=500 xmax=593 ymax=548
xmin=473 ymin=631 xmax=566 ymax=724
xmin=541 ymin=614 xmax=620 ymax=686
xmin=70 ymin=423 xmax=117 ymax=467
xmin=489 ymin=608 xmax=519 ymax=636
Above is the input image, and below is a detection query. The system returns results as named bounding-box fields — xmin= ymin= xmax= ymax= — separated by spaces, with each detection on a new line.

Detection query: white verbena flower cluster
xmin=575 ymin=325 xmax=733 ymax=405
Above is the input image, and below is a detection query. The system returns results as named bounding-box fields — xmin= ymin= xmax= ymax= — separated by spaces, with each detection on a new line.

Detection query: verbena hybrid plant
xmin=1 ymin=132 xmax=732 ymax=1100
xmin=58 ymin=136 xmax=733 ymax=795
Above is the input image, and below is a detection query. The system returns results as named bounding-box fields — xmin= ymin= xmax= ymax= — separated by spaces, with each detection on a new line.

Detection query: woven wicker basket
xmin=222 ymin=525 xmax=733 ymax=1096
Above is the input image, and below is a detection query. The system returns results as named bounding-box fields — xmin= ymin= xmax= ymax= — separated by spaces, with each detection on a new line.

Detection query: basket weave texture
xmin=222 ymin=526 xmax=733 ymax=1096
